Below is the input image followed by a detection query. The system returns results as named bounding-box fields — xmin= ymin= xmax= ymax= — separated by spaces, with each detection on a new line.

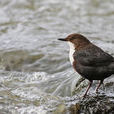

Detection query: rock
xmin=68 ymin=76 xmax=114 ymax=114
xmin=69 ymin=94 xmax=114 ymax=114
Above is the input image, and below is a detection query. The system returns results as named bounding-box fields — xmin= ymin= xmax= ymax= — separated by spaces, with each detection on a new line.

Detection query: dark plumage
xmin=58 ymin=33 xmax=114 ymax=97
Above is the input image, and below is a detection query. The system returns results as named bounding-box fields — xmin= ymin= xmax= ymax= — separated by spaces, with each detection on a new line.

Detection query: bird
xmin=58 ymin=33 xmax=114 ymax=97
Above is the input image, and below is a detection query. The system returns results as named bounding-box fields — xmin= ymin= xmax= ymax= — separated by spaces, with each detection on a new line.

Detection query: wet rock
xmin=68 ymin=76 xmax=114 ymax=114
xmin=69 ymin=95 xmax=114 ymax=114
xmin=69 ymin=103 xmax=80 ymax=114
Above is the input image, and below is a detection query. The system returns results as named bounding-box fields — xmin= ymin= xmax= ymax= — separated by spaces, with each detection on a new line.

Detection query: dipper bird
xmin=58 ymin=33 xmax=114 ymax=97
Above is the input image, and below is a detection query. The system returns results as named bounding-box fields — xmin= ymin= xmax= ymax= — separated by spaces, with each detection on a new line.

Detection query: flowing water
xmin=0 ymin=0 xmax=114 ymax=113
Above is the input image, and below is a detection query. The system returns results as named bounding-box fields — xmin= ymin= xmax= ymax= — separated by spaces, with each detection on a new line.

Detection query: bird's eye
xmin=70 ymin=37 xmax=75 ymax=41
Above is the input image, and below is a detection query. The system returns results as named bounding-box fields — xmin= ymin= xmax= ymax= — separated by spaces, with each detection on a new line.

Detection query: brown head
xmin=58 ymin=33 xmax=91 ymax=50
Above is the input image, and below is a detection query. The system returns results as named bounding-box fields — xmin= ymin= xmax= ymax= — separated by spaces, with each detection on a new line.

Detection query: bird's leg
xmin=95 ymin=80 xmax=103 ymax=93
xmin=83 ymin=81 xmax=92 ymax=97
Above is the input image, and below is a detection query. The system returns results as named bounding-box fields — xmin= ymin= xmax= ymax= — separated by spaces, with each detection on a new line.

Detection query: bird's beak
xmin=58 ymin=38 xmax=67 ymax=41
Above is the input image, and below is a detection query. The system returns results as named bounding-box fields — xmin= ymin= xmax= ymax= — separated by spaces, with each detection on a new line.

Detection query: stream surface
xmin=0 ymin=0 xmax=114 ymax=113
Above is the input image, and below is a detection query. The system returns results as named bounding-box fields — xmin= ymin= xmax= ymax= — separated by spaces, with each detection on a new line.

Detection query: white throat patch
xmin=68 ymin=42 xmax=75 ymax=65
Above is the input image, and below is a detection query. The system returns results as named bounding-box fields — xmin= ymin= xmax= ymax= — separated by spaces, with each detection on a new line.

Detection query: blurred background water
xmin=0 ymin=0 xmax=114 ymax=113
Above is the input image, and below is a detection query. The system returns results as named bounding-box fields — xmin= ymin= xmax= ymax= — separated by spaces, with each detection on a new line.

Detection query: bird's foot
xmin=95 ymin=91 xmax=100 ymax=96
xmin=95 ymin=89 xmax=105 ymax=97
xmin=82 ymin=93 xmax=90 ymax=99
xmin=82 ymin=93 xmax=87 ymax=98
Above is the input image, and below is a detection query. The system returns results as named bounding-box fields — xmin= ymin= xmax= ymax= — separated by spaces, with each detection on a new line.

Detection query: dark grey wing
xmin=74 ymin=45 xmax=114 ymax=67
